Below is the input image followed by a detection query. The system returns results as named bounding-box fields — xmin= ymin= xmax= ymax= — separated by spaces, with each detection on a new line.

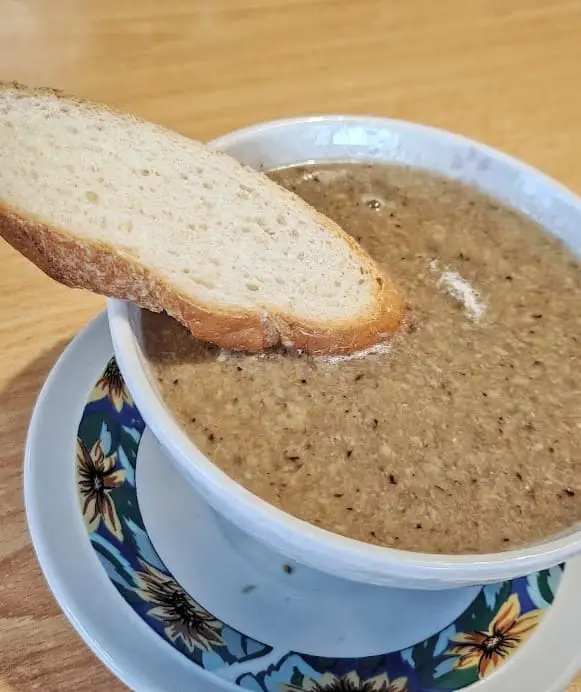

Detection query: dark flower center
xmin=168 ymin=590 xmax=206 ymax=630
xmin=482 ymin=633 xmax=504 ymax=653
xmin=103 ymin=360 xmax=125 ymax=394
xmin=314 ymin=680 xmax=362 ymax=692
xmin=105 ymin=359 xmax=122 ymax=381
xmin=92 ymin=474 xmax=104 ymax=493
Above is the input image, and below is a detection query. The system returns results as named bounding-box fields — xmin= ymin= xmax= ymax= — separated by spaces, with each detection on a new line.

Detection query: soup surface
xmin=143 ymin=163 xmax=581 ymax=554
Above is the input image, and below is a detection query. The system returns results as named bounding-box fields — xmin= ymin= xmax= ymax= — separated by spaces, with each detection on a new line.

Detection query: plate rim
xmin=24 ymin=312 xmax=581 ymax=692
xmin=24 ymin=312 xmax=237 ymax=692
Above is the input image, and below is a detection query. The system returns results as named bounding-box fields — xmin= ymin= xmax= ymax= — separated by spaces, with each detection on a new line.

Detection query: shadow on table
xmin=0 ymin=339 xmax=82 ymax=690
xmin=0 ymin=338 xmax=72 ymax=462
xmin=0 ymin=337 xmax=130 ymax=689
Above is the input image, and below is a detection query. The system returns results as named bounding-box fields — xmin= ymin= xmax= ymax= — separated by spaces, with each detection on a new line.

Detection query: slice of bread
xmin=0 ymin=82 xmax=404 ymax=355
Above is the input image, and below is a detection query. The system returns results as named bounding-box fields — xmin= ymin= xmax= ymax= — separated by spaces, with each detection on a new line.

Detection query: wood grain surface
xmin=1 ymin=0 xmax=581 ymax=689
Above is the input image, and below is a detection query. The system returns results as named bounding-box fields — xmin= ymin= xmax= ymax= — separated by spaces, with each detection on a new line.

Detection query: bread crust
xmin=0 ymin=202 xmax=404 ymax=354
xmin=0 ymin=81 xmax=405 ymax=355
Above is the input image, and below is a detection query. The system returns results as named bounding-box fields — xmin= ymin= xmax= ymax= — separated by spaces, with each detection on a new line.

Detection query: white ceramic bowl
xmin=108 ymin=115 xmax=581 ymax=590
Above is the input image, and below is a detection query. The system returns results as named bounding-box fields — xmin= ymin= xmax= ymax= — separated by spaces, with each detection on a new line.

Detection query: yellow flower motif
xmin=134 ymin=560 xmax=224 ymax=653
xmin=445 ymin=593 xmax=542 ymax=679
xmin=77 ymin=438 xmax=125 ymax=540
xmin=283 ymin=671 xmax=408 ymax=691
xmin=90 ymin=358 xmax=133 ymax=412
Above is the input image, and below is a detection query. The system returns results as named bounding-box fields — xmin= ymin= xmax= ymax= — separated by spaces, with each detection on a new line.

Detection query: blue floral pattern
xmin=76 ymin=357 xmax=565 ymax=690
xmin=77 ymin=358 xmax=271 ymax=668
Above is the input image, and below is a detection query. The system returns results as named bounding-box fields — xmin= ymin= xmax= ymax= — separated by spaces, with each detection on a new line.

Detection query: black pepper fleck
xmin=389 ymin=473 xmax=397 ymax=485
xmin=346 ymin=449 xmax=353 ymax=458
xmin=354 ymin=374 xmax=364 ymax=382
xmin=283 ymin=564 xmax=294 ymax=574
xmin=564 ymin=488 xmax=576 ymax=497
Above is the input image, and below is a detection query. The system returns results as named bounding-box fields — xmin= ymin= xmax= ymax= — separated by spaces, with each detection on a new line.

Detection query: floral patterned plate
xmin=25 ymin=314 xmax=581 ymax=692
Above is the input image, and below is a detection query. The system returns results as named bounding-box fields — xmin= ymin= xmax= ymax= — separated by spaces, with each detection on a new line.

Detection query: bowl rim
xmin=108 ymin=113 xmax=581 ymax=587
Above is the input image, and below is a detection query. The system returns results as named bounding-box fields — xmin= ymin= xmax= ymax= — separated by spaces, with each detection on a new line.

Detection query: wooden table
xmin=1 ymin=0 xmax=580 ymax=689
